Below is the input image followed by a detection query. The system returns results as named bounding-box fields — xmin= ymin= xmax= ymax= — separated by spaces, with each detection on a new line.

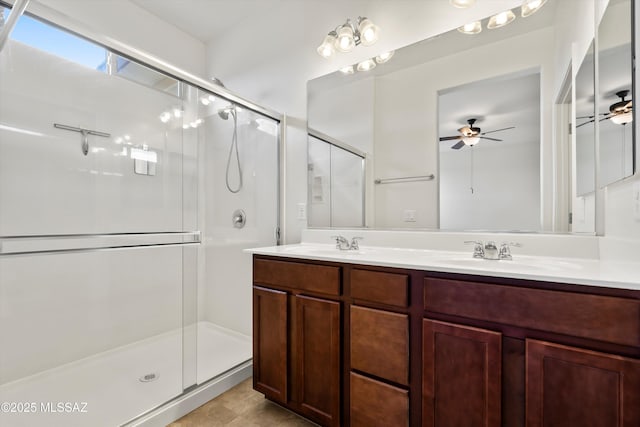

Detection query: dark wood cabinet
xmin=422 ymin=319 xmax=502 ymax=427
xmin=350 ymin=372 xmax=409 ymax=427
xmin=252 ymin=286 xmax=288 ymax=403
xmin=293 ymin=295 xmax=341 ymax=426
xmin=252 ymin=258 xmax=342 ymax=427
xmin=526 ymin=339 xmax=640 ymax=427
xmin=252 ymin=255 xmax=639 ymax=427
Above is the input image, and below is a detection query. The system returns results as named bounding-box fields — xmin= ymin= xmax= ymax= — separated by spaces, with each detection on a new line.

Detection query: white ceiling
xmin=131 ymin=0 xmax=285 ymax=42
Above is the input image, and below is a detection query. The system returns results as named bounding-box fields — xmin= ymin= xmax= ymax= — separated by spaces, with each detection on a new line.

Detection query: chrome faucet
xmin=331 ymin=235 xmax=363 ymax=250
xmin=465 ymin=240 xmax=521 ymax=260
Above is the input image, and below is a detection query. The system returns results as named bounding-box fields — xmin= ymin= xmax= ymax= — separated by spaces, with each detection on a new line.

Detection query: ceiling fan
xmin=576 ymin=90 xmax=633 ymax=128
xmin=439 ymin=118 xmax=515 ymax=149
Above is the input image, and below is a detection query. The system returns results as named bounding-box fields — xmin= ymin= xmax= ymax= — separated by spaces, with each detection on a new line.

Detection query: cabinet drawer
xmin=424 ymin=278 xmax=640 ymax=347
xmin=351 ymin=269 xmax=409 ymax=308
xmin=351 ymin=306 xmax=409 ymax=385
xmin=254 ymin=258 xmax=341 ymax=296
xmin=350 ymin=372 xmax=409 ymax=427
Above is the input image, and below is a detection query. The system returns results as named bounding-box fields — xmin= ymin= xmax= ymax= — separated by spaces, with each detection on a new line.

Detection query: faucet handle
xmin=499 ymin=242 xmax=522 ymax=260
xmin=464 ymin=240 xmax=484 ymax=258
xmin=350 ymin=236 xmax=363 ymax=250
xmin=331 ymin=235 xmax=349 ymax=250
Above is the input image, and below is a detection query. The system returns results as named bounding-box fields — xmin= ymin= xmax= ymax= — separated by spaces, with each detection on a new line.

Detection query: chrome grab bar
xmin=374 ymin=174 xmax=435 ymax=184
xmin=0 ymin=231 xmax=201 ymax=256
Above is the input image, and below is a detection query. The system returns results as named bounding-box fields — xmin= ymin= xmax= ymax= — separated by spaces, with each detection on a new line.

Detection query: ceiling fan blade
xmin=576 ymin=115 xmax=595 ymax=119
xmin=439 ymin=136 xmax=462 ymax=141
xmin=480 ymin=136 xmax=502 ymax=142
xmin=576 ymin=119 xmax=595 ymax=127
xmin=451 ymin=141 xmax=465 ymax=149
xmin=481 ymin=126 xmax=515 ymax=135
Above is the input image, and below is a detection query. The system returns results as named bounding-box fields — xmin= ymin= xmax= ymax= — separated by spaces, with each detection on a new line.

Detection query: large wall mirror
xmin=307 ymin=0 xmax=635 ymax=233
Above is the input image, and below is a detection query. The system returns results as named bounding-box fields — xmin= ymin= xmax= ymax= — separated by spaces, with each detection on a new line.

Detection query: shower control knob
xmin=232 ymin=209 xmax=246 ymax=229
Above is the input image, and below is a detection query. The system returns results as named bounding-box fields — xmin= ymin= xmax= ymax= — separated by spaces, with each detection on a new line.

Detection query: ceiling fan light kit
xmin=439 ymin=118 xmax=516 ymax=150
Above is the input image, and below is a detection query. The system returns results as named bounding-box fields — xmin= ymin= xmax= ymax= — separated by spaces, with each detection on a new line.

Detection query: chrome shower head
xmin=218 ymin=105 xmax=236 ymax=120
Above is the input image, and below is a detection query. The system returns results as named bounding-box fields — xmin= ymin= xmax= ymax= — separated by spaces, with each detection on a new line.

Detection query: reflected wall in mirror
xmin=574 ymin=41 xmax=596 ymax=232
xmin=307 ymin=0 xmax=627 ymax=232
xmin=439 ymin=71 xmax=541 ymax=231
xmin=307 ymin=132 xmax=365 ymax=227
xmin=598 ymin=0 xmax=634 ymax=187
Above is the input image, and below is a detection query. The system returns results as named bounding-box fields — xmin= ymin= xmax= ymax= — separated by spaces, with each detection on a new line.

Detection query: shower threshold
xmin=0 ymin=321 xmax=251 ymax=427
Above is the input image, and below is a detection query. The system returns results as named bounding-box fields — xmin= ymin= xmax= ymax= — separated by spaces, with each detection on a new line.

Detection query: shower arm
xmin=0 ymin=0 xmax=31 ymax=52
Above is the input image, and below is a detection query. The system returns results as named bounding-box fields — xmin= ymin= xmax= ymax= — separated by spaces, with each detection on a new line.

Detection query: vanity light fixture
xmin=375 ymin=50 xmax=394 ymax=64
xmin=521 ymin=0 xmax=547 ymax=17
xmin=487 ymin=10 xmax=516 ymax=29
xmin=450 ymin=0 xmax=476 ymax=8
xmin=317 ymin=17 xmax=380 ymax=58
xmin=457 ymin=21 xmax=482 ymax=35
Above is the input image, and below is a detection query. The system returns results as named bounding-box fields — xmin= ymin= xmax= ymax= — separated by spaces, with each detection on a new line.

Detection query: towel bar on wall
xmin=374 ymin=174 xmax=435 ymax=184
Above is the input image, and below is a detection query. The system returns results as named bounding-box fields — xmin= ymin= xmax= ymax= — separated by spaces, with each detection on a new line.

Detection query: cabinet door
xmin=253 ymin=286 xmax=288 ymax=403
xmin=294 ymin=295 xmax=341 ymax=426
xmin=423 ymin=319 xmax=502 ymax=427
xmin=526 ymin=339 xmax=640 ymax=427
xmin=350 ymin=372 xmax=409 ymax=427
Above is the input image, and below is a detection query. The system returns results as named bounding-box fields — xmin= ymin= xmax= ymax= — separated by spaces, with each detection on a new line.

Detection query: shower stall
xmin=0 ymin=3 xmax=280 ymax=426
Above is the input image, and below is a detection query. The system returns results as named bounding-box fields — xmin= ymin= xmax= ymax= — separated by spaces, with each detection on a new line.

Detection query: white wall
xmin=205 ymin=0 xmax=524 ymax=242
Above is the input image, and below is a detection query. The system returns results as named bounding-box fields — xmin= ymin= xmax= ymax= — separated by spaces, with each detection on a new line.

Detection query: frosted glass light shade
xmin=340 ymin=65 xmax=355 ymax=75
xmin=458 ymin=21 xmax=482 ymax=35
xmin=335 ymin=25 xmax=355 ymax=52
xmin=356 ymin=58 xmax=376 ymax=72
xmin=317 ymin=33 xmax=336 ymax=58
xmin=358 ymin=18 xmax=379 ymax=46
xmin=521 ymin=0 xmax=547 ymax=17
xmin=450 ymin=0 xmax=476 ymax=8
xmin=463 ymin=136 xmax=480 ymax=146
xmin=610 ymin=111 xmax=633 ymax=125
xmin=375 ymin=51 xmax=394 ymax=64
xmin=487 ymin=10 xmax=516 ymax=29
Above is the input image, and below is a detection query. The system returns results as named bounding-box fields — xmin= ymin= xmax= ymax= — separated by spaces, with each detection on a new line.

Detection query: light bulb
xmin=458 ymin=21 xmax=482 ymax=35
xmin=610 ymin=111 xmax=633 ymax=125
xmin=317 ymin=33 xmax=336 ymax=58
xmin=357 ymin=17 xmax=379 ymax=46
xmin=340 ymin=65 xmax=355 ymax=75
xmin=200 ymin=97 xmax=210 ymax=106
xmin=173 ymin=108 xmax=182 ymax=118
xmin=450 ymin=0 xmax=476 ymax=8
xmin=375 ymin=51 xmax=394 ymax=64
xmin=335 ymin=24 xmax=355 ymax=52
xmin=463 ymin=136 xmax=480 ymax=146
xmin=487 ymin=10 xmax=515 ymax=29
xmin=159 ymin=112 xmax=171 ymax=123
xmin=356 ymin=58 xmax=376 ymax=72
xmin=521 ymin=0 xmax=547 ymax=17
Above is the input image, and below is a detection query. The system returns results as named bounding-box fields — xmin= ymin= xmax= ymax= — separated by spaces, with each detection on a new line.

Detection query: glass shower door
xmin=0 ymin=11 xmax=197 ymax=426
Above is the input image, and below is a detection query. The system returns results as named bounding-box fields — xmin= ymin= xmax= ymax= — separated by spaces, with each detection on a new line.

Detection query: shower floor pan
xmin=0 ymin=321 xmax=251 ymax=427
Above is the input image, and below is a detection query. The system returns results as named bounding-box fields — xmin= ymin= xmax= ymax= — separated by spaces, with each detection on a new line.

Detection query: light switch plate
xmin=297 ymin=203 xmax=307 ymax=220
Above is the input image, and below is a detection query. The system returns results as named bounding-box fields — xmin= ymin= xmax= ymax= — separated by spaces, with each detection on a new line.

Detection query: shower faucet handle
xmin=464 ymin=240 xmax=485 ymax=258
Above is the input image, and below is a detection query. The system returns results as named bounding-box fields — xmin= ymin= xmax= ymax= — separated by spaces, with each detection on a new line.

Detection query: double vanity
xmin=248 ymin=230 xmax=640 ymax=427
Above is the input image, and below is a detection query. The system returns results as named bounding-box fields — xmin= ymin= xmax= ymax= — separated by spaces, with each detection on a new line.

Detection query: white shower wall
xmin=199 ymin=105 xmax=279 ymax=337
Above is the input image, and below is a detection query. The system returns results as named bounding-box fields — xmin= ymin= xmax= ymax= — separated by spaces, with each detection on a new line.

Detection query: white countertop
xmin=247 ymin=243 xmax=640 ymax=292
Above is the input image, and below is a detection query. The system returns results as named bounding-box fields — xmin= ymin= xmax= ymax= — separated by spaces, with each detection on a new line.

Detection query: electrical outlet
xmin=633 ymin=181 xmax=640 ymax=221
xmin=403 ymin=209 xmax=416 ymax=222
xmin=297 ymin=203 xmax=307 ymax=220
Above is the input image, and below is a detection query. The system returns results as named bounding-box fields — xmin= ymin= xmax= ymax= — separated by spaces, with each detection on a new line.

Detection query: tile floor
xmin=168 ymin=378 xmax=316 ymax=426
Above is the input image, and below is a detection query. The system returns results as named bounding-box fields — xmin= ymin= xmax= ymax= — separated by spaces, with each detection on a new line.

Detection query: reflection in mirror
xmin=307 ymin=0 xmax=608 ymax=233
xmin=598 ymin=0 xmax=634 ymax=187
xmin=573 ymin=41 xmax=596 ymax=233
xmin=307 ymin=132 xmax=365 ymax=227
xmin=439 ymin=71 xmax=541 ymax=231
xmin=575 ymin=42 xmax=596 ymax=197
